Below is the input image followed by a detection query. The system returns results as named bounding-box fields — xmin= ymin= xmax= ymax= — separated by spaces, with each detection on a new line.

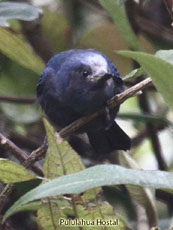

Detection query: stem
xmin=0 ymin=133 xmax=43 ymax=176
xmin=0 ymin=95 xmax=35 ymax=104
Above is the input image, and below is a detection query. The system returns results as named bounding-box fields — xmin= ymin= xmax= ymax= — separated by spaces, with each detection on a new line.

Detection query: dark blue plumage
xmin=37 ymin=49 xmax=131 ymax=156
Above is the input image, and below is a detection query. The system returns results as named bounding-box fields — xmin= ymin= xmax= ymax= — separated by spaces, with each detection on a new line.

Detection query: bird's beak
xmin=90 ymin=73 xmax=113 ymax=82
xmin=91 ymin=73 xmax=113 ymax=88
xmin=96 ymin=73 xmax=113 ymax=83
xmin=93 ymin=75 xmax=102 ymax=81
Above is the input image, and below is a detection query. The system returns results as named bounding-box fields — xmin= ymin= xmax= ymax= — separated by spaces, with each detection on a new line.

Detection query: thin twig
xmin=0 ymin=95 xmax=35 ymax=104
xmin=0 ymin=133 xmax=43 ymax=176
xmin=9 ymin=131 xmax=40 ymax=150
xmin=59 ymin=77 xmax=152 ymax=138
xmin=22 ymin=140 xmax=47 ymax=170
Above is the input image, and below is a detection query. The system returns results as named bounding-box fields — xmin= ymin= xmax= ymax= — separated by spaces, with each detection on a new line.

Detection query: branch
xmin=0 ymin=95 xmax=35 ymax=104
xmin=9 ymin=131 xmax=40 ymax=150
xmin=22 ymin=140 xmax=47 ymax=170
xmin=0 ymin=133 xmax=43 ymax=176
xmin=59 ymin=77 xmax=153 ymax=138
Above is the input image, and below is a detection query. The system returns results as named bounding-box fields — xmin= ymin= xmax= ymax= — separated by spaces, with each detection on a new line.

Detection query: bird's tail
xmin=87 ymin=122 xmax=131 ymax=156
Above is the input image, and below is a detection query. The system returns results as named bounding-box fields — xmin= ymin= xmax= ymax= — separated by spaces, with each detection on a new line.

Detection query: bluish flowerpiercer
xmin=37 ymin=49 xmax=131 ymax=157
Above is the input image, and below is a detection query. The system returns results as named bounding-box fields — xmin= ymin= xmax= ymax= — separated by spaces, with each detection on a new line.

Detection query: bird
xmin=37 ymin=49 xmax=131 ymax=157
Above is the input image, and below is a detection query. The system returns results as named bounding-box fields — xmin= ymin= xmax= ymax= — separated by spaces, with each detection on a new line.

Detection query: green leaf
xmin=43 ymin=119 xmax=85 ymax=179
xmin=37 ymin=197 xmax=70 ymax=230
xmin=99 ymin=0 xmax=139 ymax=50
xmin=123 ymin=68 xmax=144 ymax=80
xmin=0 ymin=158 xmax=36 ymax=183
xmin=118 ymin=50 xmax=173 ymax=109
xmin=0 ymin=27 xmax=44 ymax=74
xmin=0 ymin=2 xmax=43 ymax=27
xmin=11 ymin=201 xmax=41 ymax=213
xmin=37 ymin=200 xmax=127 ymax=230
xmin=76 ymin=202 xmax=127 ymax=230
xmin=4 ymin=164 xmax=173 ymax=221
xmin=155 ymin=49 xmax=173 ymax=64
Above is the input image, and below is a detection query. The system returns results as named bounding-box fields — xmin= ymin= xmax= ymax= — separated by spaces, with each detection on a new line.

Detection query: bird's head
xmin=56 ymin=49 xmax=124 ymax=92
xmin=37 ymin=49 xmax=125 ymax=116
xmin=37 ymin=49 xmax=125 ymax=108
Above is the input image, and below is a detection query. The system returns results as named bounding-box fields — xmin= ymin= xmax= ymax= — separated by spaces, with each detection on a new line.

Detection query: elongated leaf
xmin=11 ymin=201 xmax=41 ymax=213
xmin=118 ymin=50 xmax=173 ymax=109
xmin=123 ymin=68 xmax=144 ymax=80
xmin=0 ymin=27 xmax=44 ymax=74
xmin=0 ymin=158 xmax=35 ymax=183
xmin=3 ymin=165 xmax=173 ymax=221
xmin=156 ymin=49 xmax=173 ymax=64
xmin=99 ymin=0 xmax=139 ymax=50
xmin=0 ymin=2 xmax=43 ymax=27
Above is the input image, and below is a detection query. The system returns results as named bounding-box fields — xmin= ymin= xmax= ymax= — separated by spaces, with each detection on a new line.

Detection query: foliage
xmin=4 ymin=156 xmax=173 ymax=221
xmin=37 ymin=119 xmax=127 ymax=230
xmin=0 ymin=0 xmax=173 ymax=230
xmin=99 ymin=0 xmax=139 ymax=50
xmin=0 ymin=158 xmax=35 ymax=183
xmin=118 ymin=50 xmax=173 ymax=109
xmin=0 ymin=27 xmax=44 ymax=74
xmin=0 ymin=2 xmax=42 ymax=27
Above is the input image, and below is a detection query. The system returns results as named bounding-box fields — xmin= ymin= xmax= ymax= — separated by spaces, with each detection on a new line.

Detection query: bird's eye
xmin=82 ymin=71 xmax=90 ymax=78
